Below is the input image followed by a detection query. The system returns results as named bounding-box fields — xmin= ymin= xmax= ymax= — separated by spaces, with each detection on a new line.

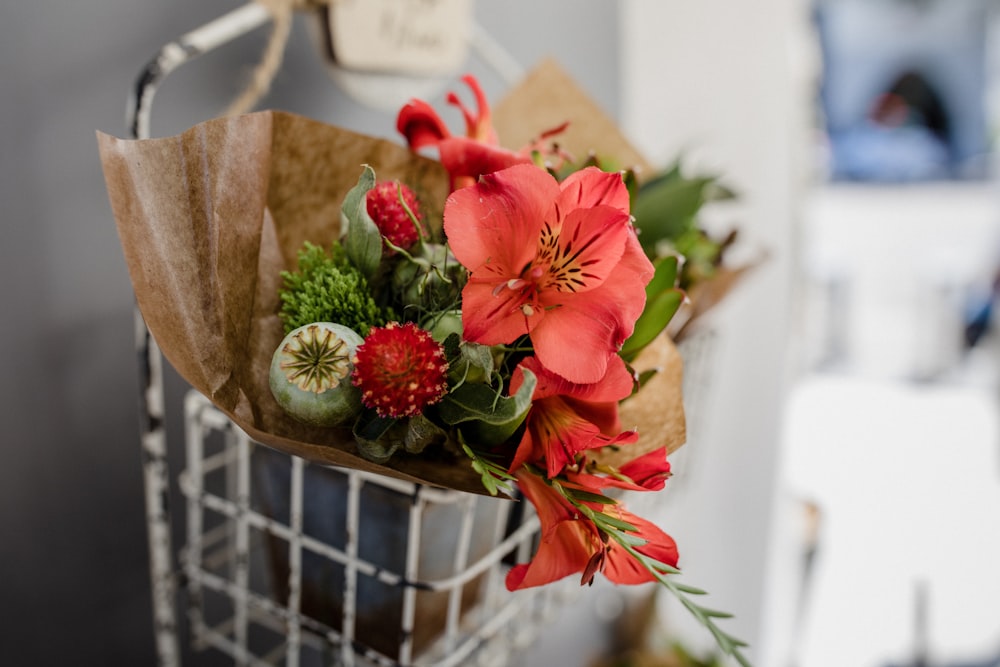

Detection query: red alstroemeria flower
xmin=444 ymin=163 xmax=654 ymax=384
xmin=509 ymin=355 xmax=637 ymax=478
xmin=505 ymin=469 xmax=679 ymax=591
xmin=569 ymin=447 xmax=673 ymax=493
xmin=616 ymin=447 xmax=673 ymax=491
xmin=397 ymin=74 xmax=564 ymax=190
xmin=444 ymin=72 xmax=498 ymax=144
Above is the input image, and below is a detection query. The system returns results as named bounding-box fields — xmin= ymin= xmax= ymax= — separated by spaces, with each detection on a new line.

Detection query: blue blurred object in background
xmin=814 ymin=0 xmax=991 ymax=181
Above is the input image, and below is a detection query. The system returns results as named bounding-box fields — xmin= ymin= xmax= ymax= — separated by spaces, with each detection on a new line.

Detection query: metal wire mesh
xmin=179 ymin=390 xmax=575 ymax=666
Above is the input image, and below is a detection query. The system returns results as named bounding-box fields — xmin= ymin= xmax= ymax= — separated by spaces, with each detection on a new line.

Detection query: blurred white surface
xmin=784 ymin=370 xmax=1000 ymax=667
xmin=781 ymin=181 xmax=1000 ymax=667
xmin=801 ymin=183 xmax=1000 ymax=381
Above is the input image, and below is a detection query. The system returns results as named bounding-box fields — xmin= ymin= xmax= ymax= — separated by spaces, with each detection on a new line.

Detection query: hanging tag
xmin=324 ymin=0 xmax=472 ymax=76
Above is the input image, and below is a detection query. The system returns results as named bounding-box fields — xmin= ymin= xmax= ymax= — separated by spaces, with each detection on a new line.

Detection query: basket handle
xmin=128 ymin=2 xmax=274 ymax=139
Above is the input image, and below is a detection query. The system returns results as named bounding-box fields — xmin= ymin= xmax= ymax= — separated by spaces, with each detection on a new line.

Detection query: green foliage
xmin=631 ymin=161 xmax=736 ymax=288
xmin=278 ymin=241 xmax=393 ymax=336
xmin=461 ymin=440 xmax=516 ymax=497
xmin=352 ymin=410 xmax=402 ymax=463
xmin=438 ymin=369 xmax=537 ymax=447
xmin=621 ymin=255 xmax=686 ymax=362
xmin=353 ymin=411 xmax=447 ymax=464
xmin=340 ymin=165 xmax=383 ymax=280
xmin=667 ymin=642 xmax=728 ymax=667
xmin=391 ymin=241 xmax=464 ymax=314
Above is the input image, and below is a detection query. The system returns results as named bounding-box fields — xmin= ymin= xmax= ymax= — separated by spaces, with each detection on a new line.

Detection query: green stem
xmin=551 ymin=478 xmax=754 ymax=667
xmin=611 ymin=535 xmax=752 ymax=667
xmin=396 ymin=182 xmax=428 ymax=243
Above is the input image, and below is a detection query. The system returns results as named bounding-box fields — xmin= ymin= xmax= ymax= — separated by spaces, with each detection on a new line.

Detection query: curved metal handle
xmin=128 ymin=3 xmax=272 ymax=140
xmin=126 ymin=7 xmax=273 ymax=666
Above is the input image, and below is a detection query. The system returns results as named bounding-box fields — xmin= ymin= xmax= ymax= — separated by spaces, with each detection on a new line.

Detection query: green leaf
xmin=438 ymin=369 xmax=536 ymax=446
xmin=615 ymin=532 xmax=650 ymax=547
xmin=472 ymin=461 xmax=501 ymax=496
xmin=403 ymin=413 xmax=446 ymax=455
xmin=646 ymin=254 xmax=680 ymax=297
xmin=620 ymin=254 xmax=685 ymax=361
xmin=341 ymin=165 xmax=383 ymax=280
xmin=636 ymin=367 xmax=659 ymax=389
xmin=565 ymin=488 xmax=616 ymax=505
xmin=705 ymin=180 xmax=739 ymax=202
xmin=620 ymin=288 xmax=684 ymax=361
xmin=593 ymin=512 xmax=639 ymax=534
xmin=462 ymin=441 xmax=516 ymax=496
xmin=452 ymin=342 xmax=495 ymax=386
xmin=439 ymin=331 xmax=462 ymax=363
xmin=632 ymin=167 xmax=718 ymax=256
xmin=672 ymin=582 xmax=709 ymax=596
xmin=352 ymin=409 xmax=402 ymax=463
xmin=623 ymin=167 xmax=640 ymax=208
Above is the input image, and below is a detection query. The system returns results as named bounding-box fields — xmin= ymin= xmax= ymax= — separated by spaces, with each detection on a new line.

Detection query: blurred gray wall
xmin=0 ymin=2 xmax=620 ymax=664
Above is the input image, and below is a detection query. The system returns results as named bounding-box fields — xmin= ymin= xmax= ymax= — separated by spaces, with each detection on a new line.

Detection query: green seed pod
xmin=269 ymin=322 xmax=365 ymax=427
xmin=392 ymin=242 xmax=465 ymax=309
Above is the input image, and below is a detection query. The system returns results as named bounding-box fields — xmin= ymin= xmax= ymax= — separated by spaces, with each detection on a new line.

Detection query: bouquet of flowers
xmin=99 ymin=61 xmax=748 ymax=664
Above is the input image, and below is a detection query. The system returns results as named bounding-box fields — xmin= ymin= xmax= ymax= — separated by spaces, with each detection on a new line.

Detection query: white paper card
xmin=327 ymin=0 xmax=472 ymax=75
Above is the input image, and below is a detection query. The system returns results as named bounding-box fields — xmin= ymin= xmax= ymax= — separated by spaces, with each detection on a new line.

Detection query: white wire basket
xmin=178 ymin=391 xmax=576 ymax=667
xmin=171 ymin=329 xmax=717 ymax=666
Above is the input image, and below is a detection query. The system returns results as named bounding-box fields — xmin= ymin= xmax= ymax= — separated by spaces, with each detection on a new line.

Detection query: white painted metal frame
xmin=124 ymin=5 xmax=574 ymax=666
xmin=180 ymin=392 xmax=569 ymax=667
xmin=128 ymin=8 xmax=274 ymax=664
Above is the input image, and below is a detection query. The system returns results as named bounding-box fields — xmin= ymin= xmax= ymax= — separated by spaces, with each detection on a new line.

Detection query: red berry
xmin=351 ymin=322 xmax=449 ymax=419
xmin=366 ymin=181 xmax=424 ymax=254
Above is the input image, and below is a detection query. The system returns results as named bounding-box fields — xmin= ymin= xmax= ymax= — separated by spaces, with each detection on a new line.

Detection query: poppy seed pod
xmin=269 ymin=322 xmax=365 ymax=427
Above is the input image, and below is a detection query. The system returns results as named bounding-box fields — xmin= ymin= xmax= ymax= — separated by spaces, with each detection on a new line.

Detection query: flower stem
xmin=396 ymin=181 xmax=427 ymax=243
xmin=551 ymin=478 xmax=754 ymax=667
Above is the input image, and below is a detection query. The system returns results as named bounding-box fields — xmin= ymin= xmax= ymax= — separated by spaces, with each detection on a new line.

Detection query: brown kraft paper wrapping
xmin=98 ymin=63 xmax=694 ymax=495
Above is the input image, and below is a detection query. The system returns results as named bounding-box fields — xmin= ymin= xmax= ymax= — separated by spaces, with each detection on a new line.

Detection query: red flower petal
xmin=556 ymin=166 xmax=631 ymax=215
xmin=602 ymin=508 xmax=679 ymax=584
xmin=509 ymin=357 xmax=638 ymax=477
xmin=445 ymin=165 xmax=652 ymax=385
xmin=567 ymin=448 xmax=672 ymax=493
xmin=445 ymin=73 xmax=497 ymax=143
xmin=618 ymin=447 xmax=672 ymax=491
xmin=438 ymin=137 xmax=531 ymax=190
xmin=396 ymin=98 xmax=451 ymax=150
xmin=505 ymin=470 xmax=595 ymax=590
xmin=505 ymin=518 xmax=594 ymax=590
xmin=444 ymin=163 xmax=558 ymax=273
xmin=505 ymin=469 xmax=679 ymax=590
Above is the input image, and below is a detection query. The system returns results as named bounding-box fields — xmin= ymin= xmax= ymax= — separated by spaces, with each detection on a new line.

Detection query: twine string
xmin=225 ymin=0 xmax=331 ymax=117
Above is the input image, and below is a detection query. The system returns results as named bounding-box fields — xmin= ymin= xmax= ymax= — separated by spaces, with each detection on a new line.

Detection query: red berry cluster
xmin=365 ymin=181 xmax=424 ymax=254
xmin=351 ymin=322 xmax=449 ymax=419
